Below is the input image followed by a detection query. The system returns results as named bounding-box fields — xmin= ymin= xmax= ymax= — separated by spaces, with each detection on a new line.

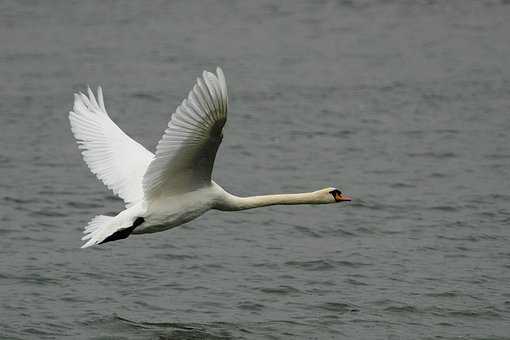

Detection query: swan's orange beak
xmin=334 ymin=192 xmax=352 ymax=202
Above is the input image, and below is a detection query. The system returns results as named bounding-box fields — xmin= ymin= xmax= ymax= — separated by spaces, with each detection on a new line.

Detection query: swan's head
xmin=319 ymin=187 xmax=352 ymax=203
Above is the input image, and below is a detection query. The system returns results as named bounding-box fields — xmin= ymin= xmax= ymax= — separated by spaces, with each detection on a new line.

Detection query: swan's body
xmin=69 ymin=68 xmax=351 ymax=248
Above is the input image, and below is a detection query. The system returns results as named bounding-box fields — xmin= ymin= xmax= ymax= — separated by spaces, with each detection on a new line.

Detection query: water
xmin=1 ymin=1 xmax=510 ymax=339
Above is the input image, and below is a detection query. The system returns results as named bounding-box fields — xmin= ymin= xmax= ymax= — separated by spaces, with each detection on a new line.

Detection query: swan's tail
xmin=81 ymin=215 xmax=116 ymax=248
xmin=81 ymin=214 xmax=144 ymax=248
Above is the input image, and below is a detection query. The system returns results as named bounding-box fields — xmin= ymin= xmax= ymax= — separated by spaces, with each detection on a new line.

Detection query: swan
xmin=69 ymin=67 xmax=351 ymax=248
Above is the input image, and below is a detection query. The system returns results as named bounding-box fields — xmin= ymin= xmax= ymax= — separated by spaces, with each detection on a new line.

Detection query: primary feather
xmin=142 ymin=67 xmax=228 ymax=198
xmin=69 ymin=87 xmax=154 ymax=206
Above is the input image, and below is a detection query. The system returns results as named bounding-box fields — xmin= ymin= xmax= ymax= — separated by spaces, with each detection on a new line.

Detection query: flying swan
xmin=69 ymin=68 xmax=351 ymax=248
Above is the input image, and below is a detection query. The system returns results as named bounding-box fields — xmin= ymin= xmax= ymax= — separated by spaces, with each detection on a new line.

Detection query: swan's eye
xmin=329 ymin=189 xmax=343 ymax=202
xmin=328 ymin=189 xmax=339 ymax=199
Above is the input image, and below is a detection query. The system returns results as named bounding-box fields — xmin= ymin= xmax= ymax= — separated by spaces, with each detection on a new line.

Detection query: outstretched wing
xmin=69 ymin=87 xmax=154 ymax=206
xmin=142 ymin=67 xmax=228 ymax=199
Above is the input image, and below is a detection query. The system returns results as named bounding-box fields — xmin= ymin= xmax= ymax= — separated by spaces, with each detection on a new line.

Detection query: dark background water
xmin=1 ymin=1 xmax=510 ymax=339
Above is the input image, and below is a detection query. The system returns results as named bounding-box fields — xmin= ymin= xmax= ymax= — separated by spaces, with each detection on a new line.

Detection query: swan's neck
xmin=216 ymin=191 xmax=324 ymax=211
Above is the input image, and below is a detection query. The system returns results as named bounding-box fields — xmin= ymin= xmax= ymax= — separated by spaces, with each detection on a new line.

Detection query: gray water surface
xmin=1 ymin=1 xmax=510 ymax=339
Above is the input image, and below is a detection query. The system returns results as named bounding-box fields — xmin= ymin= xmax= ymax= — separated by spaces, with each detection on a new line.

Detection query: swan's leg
xmin=99 ymin=217 xmax=145 ymax=244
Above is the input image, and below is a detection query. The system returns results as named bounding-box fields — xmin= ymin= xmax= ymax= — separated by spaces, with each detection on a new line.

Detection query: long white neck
xmin=215 ymin=191 xmax=326 ymax=211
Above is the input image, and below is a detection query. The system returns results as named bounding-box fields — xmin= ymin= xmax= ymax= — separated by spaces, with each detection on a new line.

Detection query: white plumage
xmin=69 ymin=67 xmax=351 ymax=248
xmin=69 ymin=87 xmax=154 ymax=206
xmin=142 ymin=68 xmax=228 ymax=198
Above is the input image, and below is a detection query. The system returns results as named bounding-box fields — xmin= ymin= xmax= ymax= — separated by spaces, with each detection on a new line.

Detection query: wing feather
xmin=69 ymin=87 xmax=154 ymax=206
xmin=142 ymin=67 xmax=228 ymax=199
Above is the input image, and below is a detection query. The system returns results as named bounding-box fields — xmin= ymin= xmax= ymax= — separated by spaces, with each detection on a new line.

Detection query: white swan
xmin=69 ymin=67 xmax=351 ymax=248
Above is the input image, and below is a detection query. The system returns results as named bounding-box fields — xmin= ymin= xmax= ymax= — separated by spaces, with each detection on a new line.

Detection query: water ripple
xmin=285 ymin=259 xmax=336 ymax=271
xmin=259 ymin=285 xmax=302 ymax=295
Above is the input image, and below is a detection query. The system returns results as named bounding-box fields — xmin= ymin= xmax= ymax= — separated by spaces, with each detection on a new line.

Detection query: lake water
xmin=1 ymin=1 xmax=509 ymax=339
